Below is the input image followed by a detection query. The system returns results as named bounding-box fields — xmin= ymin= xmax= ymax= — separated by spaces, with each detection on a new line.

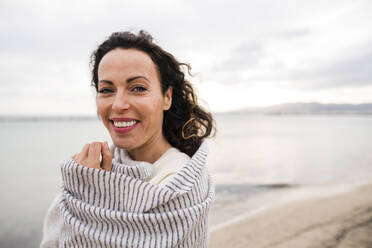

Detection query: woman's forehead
xmin=98 ymin=48 xmax=158 ymax=79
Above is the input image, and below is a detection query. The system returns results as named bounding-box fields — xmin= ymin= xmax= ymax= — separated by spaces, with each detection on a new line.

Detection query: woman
xmin=41 ymin=30 xmax=215 ymax=247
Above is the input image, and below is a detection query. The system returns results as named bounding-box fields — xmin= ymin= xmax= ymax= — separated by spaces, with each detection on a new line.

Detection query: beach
xmin=209 ymin=182 xmax=372 ymax=248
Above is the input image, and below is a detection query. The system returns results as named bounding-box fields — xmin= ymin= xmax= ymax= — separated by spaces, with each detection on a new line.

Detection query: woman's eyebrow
xmin=99 ymin=80 xmax=113 ymax=85
xmin=98 ymin=76 xmax=150 ymax=85
xmin=127 ymin=76 xmax=150 ymax=83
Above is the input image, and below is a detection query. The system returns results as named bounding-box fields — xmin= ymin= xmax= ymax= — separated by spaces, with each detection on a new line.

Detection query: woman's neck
xmin=127 ymin=135 xmax=171 ymax=164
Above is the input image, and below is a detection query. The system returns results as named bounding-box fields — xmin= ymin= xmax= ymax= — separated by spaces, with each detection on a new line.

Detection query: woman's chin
xmin=113 ymin=142 xmax=130 ymax=150
xmin=111 ymin=139 xmax=136 ymax=150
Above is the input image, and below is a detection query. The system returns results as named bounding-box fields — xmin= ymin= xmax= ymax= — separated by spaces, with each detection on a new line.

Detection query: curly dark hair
xmin=90 ymin=30 xmax=215 ymax=156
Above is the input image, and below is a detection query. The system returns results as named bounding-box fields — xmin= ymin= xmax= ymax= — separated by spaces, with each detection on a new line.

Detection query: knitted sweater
xmin=41 ymin=141 xmax=214 ymax=247
xmin=114 ymin=146 xmax=191 ymax=187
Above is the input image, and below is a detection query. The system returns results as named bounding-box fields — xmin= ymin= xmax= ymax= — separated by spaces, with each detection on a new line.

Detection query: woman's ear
xmin=163 ymin=86 xmax=173 ymax=111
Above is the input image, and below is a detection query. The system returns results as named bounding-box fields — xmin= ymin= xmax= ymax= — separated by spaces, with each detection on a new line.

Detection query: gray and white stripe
xmin=58 ymin=141 xmax=214 ymax=247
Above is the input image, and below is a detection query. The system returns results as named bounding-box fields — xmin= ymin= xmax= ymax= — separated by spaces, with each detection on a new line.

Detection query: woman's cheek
xmin=96 ymin=98 xmax=109 ymax=115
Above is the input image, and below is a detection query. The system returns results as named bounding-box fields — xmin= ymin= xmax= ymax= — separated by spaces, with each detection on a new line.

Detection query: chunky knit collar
xmin=110 ymin=146 xmax=153 ymax=181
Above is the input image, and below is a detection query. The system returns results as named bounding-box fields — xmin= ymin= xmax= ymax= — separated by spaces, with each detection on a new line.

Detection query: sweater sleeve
xmin=40 ymin=193 xmax=63 ymax=248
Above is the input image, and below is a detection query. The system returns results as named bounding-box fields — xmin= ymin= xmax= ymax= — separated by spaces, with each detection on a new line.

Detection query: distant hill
xmin=237 ymin=102 xmax=372 ymax=115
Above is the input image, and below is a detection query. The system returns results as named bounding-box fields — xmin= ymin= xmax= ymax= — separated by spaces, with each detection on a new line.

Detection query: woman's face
xmin=96 ymin=48 xmax=172 ymax=153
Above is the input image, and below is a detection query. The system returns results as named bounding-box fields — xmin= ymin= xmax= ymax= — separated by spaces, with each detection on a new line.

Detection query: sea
xmin=1 ymin=113 xmax=372 ymax=247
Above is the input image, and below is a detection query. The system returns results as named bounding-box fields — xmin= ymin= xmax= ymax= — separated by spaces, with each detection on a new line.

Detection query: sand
xmin=209 ymin=182 xmax=372 ymax=248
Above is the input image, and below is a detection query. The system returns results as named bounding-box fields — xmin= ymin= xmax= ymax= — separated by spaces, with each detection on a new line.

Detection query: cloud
xmin=289 ymin=44 xmax=372 ymax=89
xmin=206 ymin=31 xmax=372 ymax=91
xmin=212 ymin=41 xmax=265 ymax=72
xmin=276 ymin=28 xmax=312 ymax=39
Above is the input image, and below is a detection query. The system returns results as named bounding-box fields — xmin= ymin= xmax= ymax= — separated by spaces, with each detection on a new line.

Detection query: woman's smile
xmin=110 ymin=117 xmax=139 ymax=133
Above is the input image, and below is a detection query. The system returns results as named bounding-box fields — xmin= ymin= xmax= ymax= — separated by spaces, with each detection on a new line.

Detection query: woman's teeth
xmin=113 ymin=120 xmax=137 ymax=128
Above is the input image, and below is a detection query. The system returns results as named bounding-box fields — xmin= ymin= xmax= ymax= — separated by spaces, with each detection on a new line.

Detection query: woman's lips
xmin=110 ymin=117 xmax=139 ymax=134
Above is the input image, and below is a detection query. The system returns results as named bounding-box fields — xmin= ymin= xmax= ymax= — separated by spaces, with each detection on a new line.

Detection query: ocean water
xmin=1 ymin=114 xmax=372 ymax=247
xmin=210 ymin=113 xmax=372 ymax=185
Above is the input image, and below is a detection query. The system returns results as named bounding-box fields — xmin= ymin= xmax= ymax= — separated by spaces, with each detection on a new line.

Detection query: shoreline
xmin=209 ymin=181 xmax=372 ymax=248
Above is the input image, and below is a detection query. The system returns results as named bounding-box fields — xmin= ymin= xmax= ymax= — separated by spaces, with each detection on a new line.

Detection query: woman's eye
xmin=98 ymin=88 xmax=114 ymax=94
xmin=132 ymin=86 xmax=147 ymax=92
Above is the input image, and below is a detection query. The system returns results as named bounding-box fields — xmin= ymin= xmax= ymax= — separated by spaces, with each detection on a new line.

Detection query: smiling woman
xmin=40 ymin=30 xmax=216 ymax=247
xmin=96 ymin=48 xmax=173 ymax=163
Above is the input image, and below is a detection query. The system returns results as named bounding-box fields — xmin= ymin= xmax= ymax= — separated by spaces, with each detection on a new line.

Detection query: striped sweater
xmin=41 ymin=141 xmax=214 ymax=247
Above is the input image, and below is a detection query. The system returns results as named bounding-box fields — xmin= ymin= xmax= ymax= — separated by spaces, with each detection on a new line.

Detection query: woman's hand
xmin=72 ymin=141 xmax=112 ymax=171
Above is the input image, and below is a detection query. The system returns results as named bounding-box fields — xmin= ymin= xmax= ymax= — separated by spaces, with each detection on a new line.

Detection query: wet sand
xmin=209 ymin=182 xmax=372 ymax=248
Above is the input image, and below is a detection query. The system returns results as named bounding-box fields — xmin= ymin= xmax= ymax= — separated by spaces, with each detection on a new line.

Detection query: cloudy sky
xmin=0 ymin=0 xmax=371 ymax=115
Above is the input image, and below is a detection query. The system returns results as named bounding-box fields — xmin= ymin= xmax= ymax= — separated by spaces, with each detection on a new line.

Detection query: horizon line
xmin=1 ymin=101 xmax=372 ymax=117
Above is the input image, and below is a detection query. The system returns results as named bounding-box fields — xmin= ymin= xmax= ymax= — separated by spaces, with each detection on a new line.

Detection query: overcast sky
xmin=0 ymin=0 xmax=371 ymax=115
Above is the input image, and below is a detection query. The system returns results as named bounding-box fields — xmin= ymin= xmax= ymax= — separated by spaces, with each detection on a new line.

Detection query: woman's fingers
xmin=87 ymin=142 xmax=102 ymax=169
xmin=72 ymin=153 xmax=79 ymax=162
xmin=75 ymin=144 xmax=90 ymax=163
xmin=101 ymin=141 xmax=113 ymax=171
xmin=73 ymin=142 xmax=101 ymax=169
xmin=73 ymin=142 xmax=112 ymax=171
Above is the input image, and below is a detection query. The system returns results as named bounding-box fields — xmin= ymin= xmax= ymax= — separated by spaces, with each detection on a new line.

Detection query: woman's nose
xmin=112 ymin=91 xmax=130 ymax=111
